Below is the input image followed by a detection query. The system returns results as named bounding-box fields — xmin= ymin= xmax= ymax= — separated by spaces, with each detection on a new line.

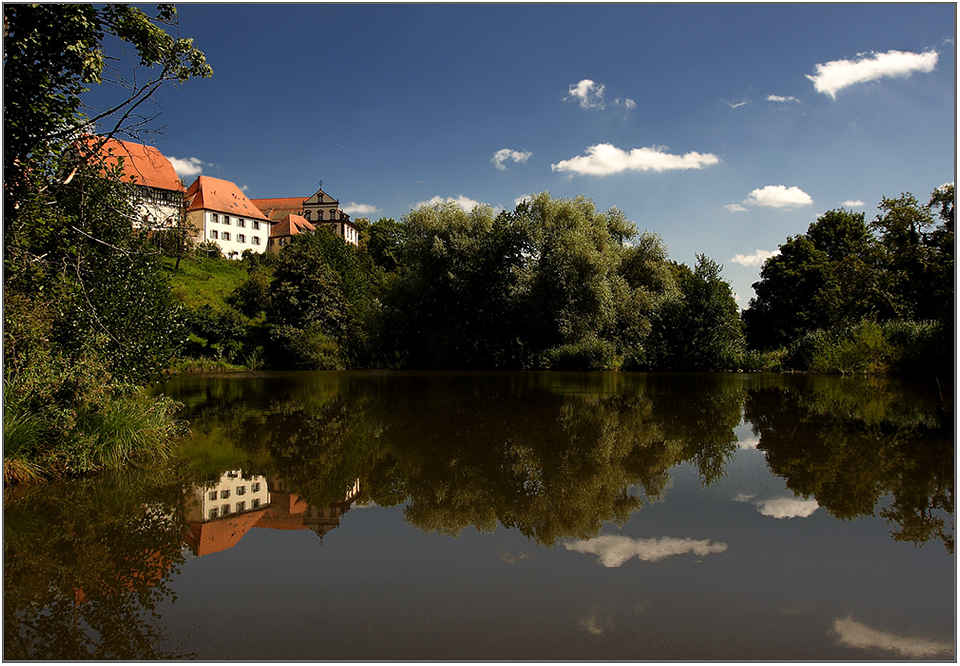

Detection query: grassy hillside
xmin=162 ymin=256 xmax=275 ymax=371
xmin=163 ymin=256 xmax=251 ymax=310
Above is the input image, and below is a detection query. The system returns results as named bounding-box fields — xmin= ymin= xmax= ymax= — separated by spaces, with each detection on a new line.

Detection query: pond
xmin=4 ymin=371 xmax=954 ymax=660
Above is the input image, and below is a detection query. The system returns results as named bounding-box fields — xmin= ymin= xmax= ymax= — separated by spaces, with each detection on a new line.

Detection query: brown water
xmin=4 ymin=371 xmax=954 ymax=660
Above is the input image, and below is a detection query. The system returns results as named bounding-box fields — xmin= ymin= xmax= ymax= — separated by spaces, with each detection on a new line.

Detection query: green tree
xmin=4 ymin=4 xmax=211 ymax=216
xmin=645 ymin=255 xmax=743 ymax=370
xmin=363 ymin=217 xmax=405 ymax=273
xmin=265 ymin=234 xmax=350 ymax=369
xmin=3 ymin=4 xmax=210 ymax=481
xmin=743 ymin=209 xmax=882 ymax=350
xmin=382 ymin=200 xmax=530 ymax=368
xmin=522 ymin=194 xmax=635 ymax=360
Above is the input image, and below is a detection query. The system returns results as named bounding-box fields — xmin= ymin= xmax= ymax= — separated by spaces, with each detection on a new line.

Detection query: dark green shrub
xmin=543 ymin=339 xmax=616 ymax=371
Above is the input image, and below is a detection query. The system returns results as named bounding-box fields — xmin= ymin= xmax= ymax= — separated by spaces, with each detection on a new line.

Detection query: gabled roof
xmin=270 ymin=213 xmax=315 ymax=238
xmin=251 ymin=197 xmax=307 ymax=223
xmin=305 ymin=187 xmax=338 ymax=205
xmin=183 ymin=507 xmax=270 ymax=557
xmin=184 ymin=175 xmax=272 ymax=223
xmin=90 ymin=136 xmax=184 ymax=192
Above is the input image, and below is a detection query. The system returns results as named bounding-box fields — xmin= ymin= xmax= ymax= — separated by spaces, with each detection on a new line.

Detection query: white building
xmin=184 ymin=175 xmax=274 ymax=257
xmin=184 ymin=470 xmax=272 ymax=523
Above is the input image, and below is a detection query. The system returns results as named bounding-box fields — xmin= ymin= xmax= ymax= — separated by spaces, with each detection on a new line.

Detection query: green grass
xmin=162 ymin=255 xmax=251 ymax=311
xmin=4 ymin=393 xmax=188 ymax=485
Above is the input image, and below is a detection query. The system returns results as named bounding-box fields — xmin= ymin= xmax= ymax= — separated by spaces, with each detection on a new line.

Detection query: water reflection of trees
xmin=745 ymin=376 xmax=954 ymax=552
xmin=361 ymin=373 xmax=746 ymax=545
xmin=3 ymin=468 xmax=195 ymax=660
xmin=166 ymin=372 xmax=952 ymax=550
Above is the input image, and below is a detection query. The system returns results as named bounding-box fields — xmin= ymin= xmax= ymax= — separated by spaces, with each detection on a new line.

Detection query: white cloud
xmin=564 ymin=535 xmax=728 ymax=568
xmin=734 ymin=493 xmax=819 ymax=518
xmin=724 ymin=99 xmax=749 ymax=108
xmin=745 ymin=185 xmax=813 ymax=208
xmin=767 ymin=94 xmax=800 ymax=103
xmin=500 ymin=550 xmax=530 ymax=564
xmin=756 ymin=497 xmax=820 ymax=519
xmin=841 ymin=199 xmax=866 ymax=208
xmin=613 ymin=97 xmax=637 ymax=111
xmin=807 ymin=49 xmax=939 ymax=98
xmin=738 ymin=436 xmax=761 ymax=450
xmin=567 ymin=79 xmax=606 ymax=109
xmin=168 ymin=156 xmax=207 ymax=177
xmin=725 ymin=203 xmax=749 ymax=213
xmin=514 ymin=194 xmax=535 ymax=207
xmin=731 ymin=249 xmax=779 ymax=267
xmin=578 ymin=606 xmax=615 ymax=635
xmin=341 ymin=202 xmax=381 ymax=216
xmin=416 ymin=194 xmax=483 ymax=211
xmin=491 ymin=148 xmax=533 ymax=171
xmin=833 ymin=616 xmax=954 ymax=659
xmin=552 ymin=143 xmax=720 ymax=176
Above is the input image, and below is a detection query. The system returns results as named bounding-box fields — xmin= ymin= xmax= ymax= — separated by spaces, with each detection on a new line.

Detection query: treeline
xmin=745 ymin=186 xmax=953 ymax=375
xmin=181 ymin=185 xmax=953 ymax=378
xmin=180 ymin=193 xmax=745 ymax=373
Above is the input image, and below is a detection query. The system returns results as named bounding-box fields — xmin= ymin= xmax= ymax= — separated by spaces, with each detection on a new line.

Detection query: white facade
xmin=133 ymin=186 xmax=184 ymax=230
xmin=184 ymin=470 xmax=271 ymax=522
xmin=190 ymin=210 xmax=271 ymax=257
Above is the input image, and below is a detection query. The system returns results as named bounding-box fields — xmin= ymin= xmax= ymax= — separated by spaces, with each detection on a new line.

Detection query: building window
xmin=252 ymin=220 xmax=260 ymax=230
xmin=208 ymin=491 xmax=217 ymax=501
xmin=210 ymin=230 xmax=218 ymax=239
xmin=220 ymin=489 xmax=230 ymax=499
xmin=222 ymin=504 xmax=231 ymax=515
xmin=236 ymin=501 xmax=246 ymax=513
xmin=237 ymin=234 xmax=245 ymax=243
xmin=269 ymin=239 xmax=274 ymax=246
xmin=252 ymin=498 xmax=261 ymax=508
xmin=236 ymin=486 xmax=246 ymax=496
xmin=237 ymin=218 xmax=245 ymax=228
xmin=252 ymin=482 xmax=261 ymax=493
xmin=223 ymin=216 xmax=230 ymax=225
xmin=222 ymin=231 xmax=230 ymax=241
xmin=279 ymin=237 xmax=287 ymax=246
xmin=211 ymin=213 xmax=219 ymax=223
xmin=209 ymin=508 xmax=219 ymax=520
xmin=252 ymin=236 xmax=260 ymax=245
xmin=304 ymin=210 xmax=311 ymax=221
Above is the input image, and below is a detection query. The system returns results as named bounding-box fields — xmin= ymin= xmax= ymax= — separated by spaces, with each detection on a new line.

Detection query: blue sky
xmin=104 ymin=3 xmax=955 ymax=303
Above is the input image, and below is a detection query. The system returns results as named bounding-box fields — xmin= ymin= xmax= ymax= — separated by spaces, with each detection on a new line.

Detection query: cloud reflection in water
xmin=833 ymin=615 xmax=954 ymax=658
xmin=564 ymin=535 xmax=728 ymax=568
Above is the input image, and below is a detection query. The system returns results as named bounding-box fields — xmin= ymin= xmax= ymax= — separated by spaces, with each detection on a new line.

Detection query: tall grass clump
xmin=75 ymin=393 xmax=187 ymax=470
xmin=3 ymin=409 xmax=46 ymax=485
xmin=3 ymin=392 xmax=188 ymax=485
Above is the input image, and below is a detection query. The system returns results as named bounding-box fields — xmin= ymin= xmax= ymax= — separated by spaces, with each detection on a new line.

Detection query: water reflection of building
xmin=182 ymin=471 xmax=361 ymax=557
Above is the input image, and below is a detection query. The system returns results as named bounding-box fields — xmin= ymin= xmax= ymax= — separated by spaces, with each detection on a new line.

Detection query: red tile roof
xmin=251 ymin=197 xmax=307 ymax=223
xmin=270 ymin=213 xmax=315 ymax=238
xmin=90 ymin=136 xmax=184 ymax=192
xmin=185 ymin=175 xmax=272 ymax=223
xmin=183 ymin=507 xmax=270 ymax=557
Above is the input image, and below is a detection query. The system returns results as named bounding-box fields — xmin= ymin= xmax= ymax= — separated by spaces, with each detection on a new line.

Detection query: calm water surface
xmin=4 ymin=371 xmax=954 ymax=660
